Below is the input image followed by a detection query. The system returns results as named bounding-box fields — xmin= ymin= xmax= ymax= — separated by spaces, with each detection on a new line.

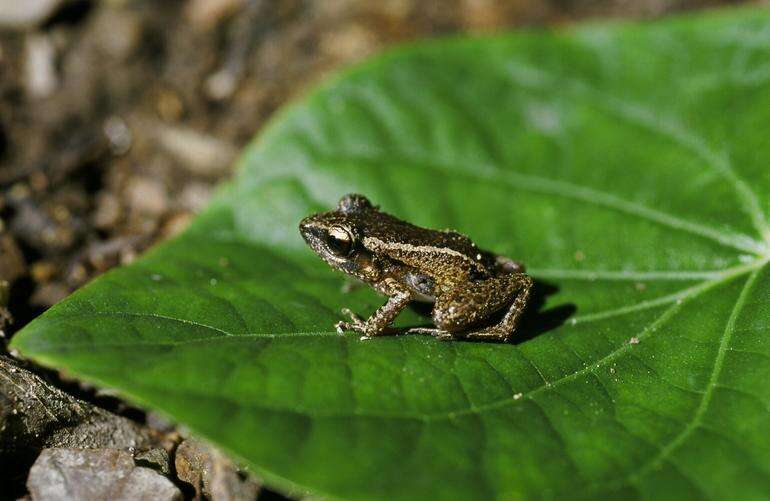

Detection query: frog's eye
xmin=326 ymin=225 xmax=355 ymax=257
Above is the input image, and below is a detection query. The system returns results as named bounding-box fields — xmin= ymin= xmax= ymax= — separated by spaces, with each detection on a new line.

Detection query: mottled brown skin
xmin=299 ymin=194 xmax=532 ymax=341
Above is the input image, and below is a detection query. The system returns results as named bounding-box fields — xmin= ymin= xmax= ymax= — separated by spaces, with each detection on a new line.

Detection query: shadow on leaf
xmin=514 ymin=279 xmax=576 ymax=344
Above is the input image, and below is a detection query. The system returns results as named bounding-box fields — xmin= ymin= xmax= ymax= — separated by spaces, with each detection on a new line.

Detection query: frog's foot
xmin=340 ymin=307 xmax=365 ymax=324
xmin=338 ymin=293 xmax=411 ymax=339
xmin=335 ymin=308 xmax=366 ymax=335
xmin=335 ymin=320 xmax=369 ymax=337
xmin=337 ymin=308 xmax=391 ymax=339
xmin=463 ymin=326 xmax=511 ymax=342
xmin=406 ymin=327 xmax=455 ymax=341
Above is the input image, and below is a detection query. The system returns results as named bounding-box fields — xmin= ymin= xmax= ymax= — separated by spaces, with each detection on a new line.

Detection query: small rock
xmin=8 ymin=182 xmax=31 ymax=201
xmin=92 ymin=8 xmax=143 ymax=61
xmin=119 ymin=466 xmax=182 ymax=501
xmin=11 ymin=201 xmax=74 ymax=252
xmin=30 ymin=282 xmax=70 ymax=306
xmin=155 ymin=90 xmax=185 ymax=122
xmin=0 ymin=280 xmax=11 ymax=330
xmin=0 ymin=0 xmax=63 ymax=30
xmin=185 ymin=0 xmax=246 ymax=31
xmin=120 ymin=247 xmax=139 ymax=266
xmin=30 ymin=261 xmax=56 ymax=284
xmin=24 ymin=33 xmax=59 ymax=98
xmin=93 ymin=192 xmax=123 ymax=229
xmin=205 ymin=69 xmax=237 ymax=101
xmin=320 ymin=24 xmax=379 ymax=62
xmin=125 ymin=177 xmax=168 ymax=217
xmin=134 ymin=447 xmax=171 ymax=476
xmin=178 ymin=182 xmax=212 ymax=212
xmin=152 ymin=123 xmax=236 ymax=177
xmin=174 ymin=439 xmax=208 ymax=496
xmin=161 ymin=212 xmax=193 ymax=239
xmin=175 ymin=438 xmax=260 ymax=500
xmin=145 ymin=412 xmax=176 ymax=434
xmin=29 ymin=170 xmax=49 ymax=192
xmin=0 ymin=234 xmax=27 ymax=283
xmin=65 ymin=262 xmax=88 ymax=286
xmin=85 ymin=236 xmax=142 ymax=272
xmin=460 ymin=0 xmax=526 ymax=32
xmin=27 ymin=448 xmax=181 ymax=501
xmin=103 ymin=116 xmax=133 ymax=155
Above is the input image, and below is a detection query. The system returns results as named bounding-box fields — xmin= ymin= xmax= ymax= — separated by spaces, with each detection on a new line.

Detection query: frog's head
xmin=299 ymin=194 xmax=381 ymax=282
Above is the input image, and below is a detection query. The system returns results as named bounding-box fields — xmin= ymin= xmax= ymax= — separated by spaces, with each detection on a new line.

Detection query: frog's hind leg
xmin=432 ymin=273 xmax=532 ymax=342
xmin=465 ymin=273 xmax=532 ymax=342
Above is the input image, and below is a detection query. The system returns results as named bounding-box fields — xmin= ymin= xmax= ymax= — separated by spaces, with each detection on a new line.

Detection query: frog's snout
xmin=298 ymin=217 xmax=323 ymax=247
xmin=298 ymin=217 xmax=312 ymax=242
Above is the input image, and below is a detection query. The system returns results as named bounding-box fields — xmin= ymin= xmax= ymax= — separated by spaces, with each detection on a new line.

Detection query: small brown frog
xmin=299 ymin=194 xmax=532 ymax=341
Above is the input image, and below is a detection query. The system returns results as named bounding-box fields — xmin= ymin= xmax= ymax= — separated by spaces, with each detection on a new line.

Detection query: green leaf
xmin=12 ymin=8 xmax=770 ymax=500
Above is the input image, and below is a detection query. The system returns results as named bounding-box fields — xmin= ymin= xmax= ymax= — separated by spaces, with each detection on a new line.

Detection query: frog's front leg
xmin=336 ymin=279 xmax=413 ymax=339
xmin=423 ymin=272 xmax=532 ymax=342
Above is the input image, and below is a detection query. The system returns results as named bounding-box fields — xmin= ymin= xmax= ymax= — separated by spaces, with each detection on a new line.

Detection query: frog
xmin=299 ymin=194 xmax=532 ymax=342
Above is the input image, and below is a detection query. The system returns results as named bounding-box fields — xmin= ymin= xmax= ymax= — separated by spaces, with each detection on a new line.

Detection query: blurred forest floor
xmin=0 ymin=0 xmax=757 ymax=498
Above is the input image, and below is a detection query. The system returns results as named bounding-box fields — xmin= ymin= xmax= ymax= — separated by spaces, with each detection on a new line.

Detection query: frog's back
xmin=358 ymin=211 xmax=493 ymax=279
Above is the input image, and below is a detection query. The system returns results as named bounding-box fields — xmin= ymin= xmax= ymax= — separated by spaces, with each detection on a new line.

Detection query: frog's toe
xmin=433 ymin=331 xmax=455 ymax=341
xmin=406 ymin=327 xmax=454 ymax=341
xmin=464 ymin=326 xmax=511 ymax=342
xmin=341 ymin=307 xmax=364 ymax=323
xmin=337 ymin=317 xmax=368 ymax=335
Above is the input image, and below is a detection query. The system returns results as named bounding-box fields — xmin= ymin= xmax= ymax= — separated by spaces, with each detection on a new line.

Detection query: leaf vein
xmin=626 ymin=266 xmax=762 ymax=484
